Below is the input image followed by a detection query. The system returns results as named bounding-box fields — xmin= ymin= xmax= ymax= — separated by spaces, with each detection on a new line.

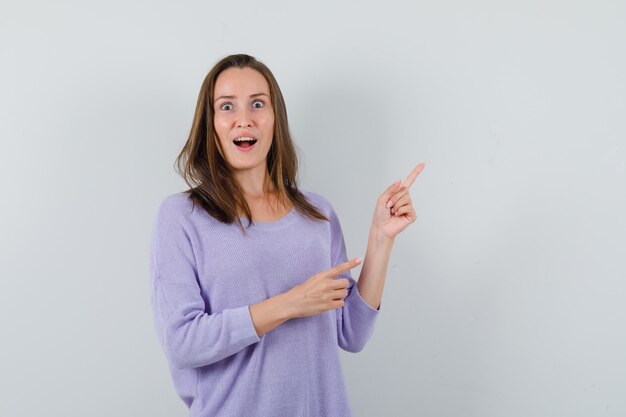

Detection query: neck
xmin=233 ymin=165 xmax=275 ymax=198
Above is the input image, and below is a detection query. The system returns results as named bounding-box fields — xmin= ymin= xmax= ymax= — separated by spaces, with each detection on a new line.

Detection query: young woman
xmin=149 ymin=54 xmax=424 ymax=417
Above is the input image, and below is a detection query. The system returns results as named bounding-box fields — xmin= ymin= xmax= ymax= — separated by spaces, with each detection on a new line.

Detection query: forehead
xmin=213 ymin=67 xmax=270 ymax=98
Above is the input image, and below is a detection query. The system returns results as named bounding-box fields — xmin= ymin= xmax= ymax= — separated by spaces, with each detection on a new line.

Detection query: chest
xmin=195 ymin=217 xmax=332 ymax=312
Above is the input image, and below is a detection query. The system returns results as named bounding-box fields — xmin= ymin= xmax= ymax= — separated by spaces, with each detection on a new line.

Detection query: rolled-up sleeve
xmin=328 ymin=206 xmax=380 ymax=353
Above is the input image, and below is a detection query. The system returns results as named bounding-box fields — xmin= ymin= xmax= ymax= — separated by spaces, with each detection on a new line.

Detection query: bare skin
xmin=248 ymin=164 xmax=426 ymax=337
xmin=244 ymin=184 xmax=361 ymax=337
xmin=240 ymin=185 xmax=292 ymax=222
xmin=249 ymin=258 xmax=362 ymax=337
xmin=212 ymin=66 xmax=426 ymax=337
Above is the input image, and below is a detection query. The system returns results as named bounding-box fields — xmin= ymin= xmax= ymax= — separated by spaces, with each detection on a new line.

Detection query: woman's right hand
xmin=285 ymin=257 xmax=363 ymax=319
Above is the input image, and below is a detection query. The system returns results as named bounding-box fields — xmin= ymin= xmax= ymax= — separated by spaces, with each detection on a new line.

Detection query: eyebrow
xmin=215 ymin=93 xmax=270 ymax=101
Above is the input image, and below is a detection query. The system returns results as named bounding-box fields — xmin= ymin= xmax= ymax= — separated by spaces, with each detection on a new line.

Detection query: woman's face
xmin=213 ymin=67 xmax=275 ymax=175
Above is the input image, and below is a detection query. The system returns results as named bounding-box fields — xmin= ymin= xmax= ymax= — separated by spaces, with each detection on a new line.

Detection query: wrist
xmin=369 ymin=223 xmax=395 ymax=246
xmin=277 ymin=289 xmax=298 ymax=321
xmin=250 ymin=292 xmax=294 ymax=337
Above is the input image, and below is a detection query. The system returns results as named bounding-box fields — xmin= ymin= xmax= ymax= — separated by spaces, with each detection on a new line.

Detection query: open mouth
xmin=233 ymin=137 xmax=258 ymax=148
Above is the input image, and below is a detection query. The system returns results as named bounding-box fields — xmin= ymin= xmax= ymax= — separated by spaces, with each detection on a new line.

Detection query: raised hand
xmin=372 ymin=163 xmax=425 ymax=240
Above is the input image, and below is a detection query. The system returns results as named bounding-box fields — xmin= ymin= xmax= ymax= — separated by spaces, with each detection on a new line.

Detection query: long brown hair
xmin=175 ymin=53 xmax=329 ymax=233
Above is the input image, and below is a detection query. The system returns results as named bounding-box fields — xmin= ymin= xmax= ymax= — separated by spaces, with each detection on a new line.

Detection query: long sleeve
xmin=328 ymin=205 xmax=380 ymax=353
xmin=149 ymin=197 xmax=261 ymax=370
xmin=148 ymin=190 xmax=379 ymax=416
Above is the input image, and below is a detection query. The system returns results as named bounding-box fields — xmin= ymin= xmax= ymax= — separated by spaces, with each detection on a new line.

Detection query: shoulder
xmin=158 ymin=191 xmax=194 ymax=211
xmin=300 ymin=189 xmax=333 ymax=211
xmin=300 ymin=189 xmax=339 ymax=221
xmin=153 ymin=191 xmax=196 ymax=226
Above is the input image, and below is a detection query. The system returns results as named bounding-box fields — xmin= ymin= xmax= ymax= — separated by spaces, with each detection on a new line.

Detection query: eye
xmin=252 ymin=100 xmax=265 ymax=109
xmin=219 ymin=103 xmax=233 ymax=111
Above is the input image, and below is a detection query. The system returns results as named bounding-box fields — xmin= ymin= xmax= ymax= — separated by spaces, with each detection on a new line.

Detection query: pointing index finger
xmin=402 ymin=162 xmax=426 ymax=188
xmin=329 ymin=257 xmax=362 ymax=277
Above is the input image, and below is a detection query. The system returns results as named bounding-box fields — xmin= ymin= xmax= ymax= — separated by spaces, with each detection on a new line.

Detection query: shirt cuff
xmin=233 ymin=304 xmax=262 ymax=344
xmin=349 ymin=282 xmax=381 ymax=314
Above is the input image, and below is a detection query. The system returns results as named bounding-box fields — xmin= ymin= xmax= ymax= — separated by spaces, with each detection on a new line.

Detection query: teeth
xmin=234 ymin=137 xmax=256 ymax=142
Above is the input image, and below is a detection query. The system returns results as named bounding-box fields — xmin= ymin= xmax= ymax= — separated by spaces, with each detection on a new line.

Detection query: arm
xmin=357 ymin=163 xmax=426 ymax=314
xmin=150 ymin=198 xmax=262 ymax=369
xmin=356 ymin=227 xmax=395 ymax=311
xmin=248 ymin=293 xmax=292 ymax=337
xmin=329 ymin=206 xmax=381 ymax=353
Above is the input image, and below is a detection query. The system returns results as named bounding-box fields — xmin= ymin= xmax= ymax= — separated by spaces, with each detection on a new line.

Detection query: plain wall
xmin=1 ymin=1 xmax=625 ymax=416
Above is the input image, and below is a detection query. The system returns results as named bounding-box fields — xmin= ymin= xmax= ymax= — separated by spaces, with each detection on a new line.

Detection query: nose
xmin=235 ymin=108 xmax=253 ymax=128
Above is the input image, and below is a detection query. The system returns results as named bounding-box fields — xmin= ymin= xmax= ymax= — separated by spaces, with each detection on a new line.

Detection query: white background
xmin=1 ymin=1 xmax=625 ymax=416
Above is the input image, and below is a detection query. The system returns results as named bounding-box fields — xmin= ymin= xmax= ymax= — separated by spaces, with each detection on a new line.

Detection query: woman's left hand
xmin=372 ymin=163 xmax=425 ymax=240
